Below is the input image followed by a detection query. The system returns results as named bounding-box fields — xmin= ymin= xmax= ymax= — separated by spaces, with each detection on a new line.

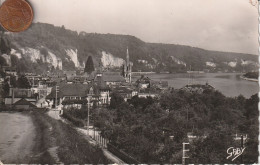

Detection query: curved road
xmin=0 ymin=112 xmax=35 ymax=163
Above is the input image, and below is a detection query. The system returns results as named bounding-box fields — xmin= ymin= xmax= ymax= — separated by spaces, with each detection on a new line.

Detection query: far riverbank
xmin=240 ymin=75 xmax=258 ymax=82
xmin=132 ymin=72 xmax=258 ymax=98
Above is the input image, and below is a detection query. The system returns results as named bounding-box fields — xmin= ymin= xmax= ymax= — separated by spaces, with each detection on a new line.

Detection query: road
xmin=47 ymin=109 xmax=125 ymax=164
xmin=0 ymin=110 xmax=111 ymax=164
xmin=0 ymin=112 xmax=35 ymax=163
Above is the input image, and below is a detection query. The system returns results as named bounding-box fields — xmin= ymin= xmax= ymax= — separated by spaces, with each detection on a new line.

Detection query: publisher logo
xmin=226 ymin=147 xmax=246 ymax=161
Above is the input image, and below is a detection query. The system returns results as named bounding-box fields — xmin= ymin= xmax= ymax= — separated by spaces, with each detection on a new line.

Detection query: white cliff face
xmin=57 ymin=59 xmax=62 ymax=70
xmin=65 ymin=49 xmax=79 ymax=67
xmin=241 ymin=59 xmax=256 ymax=66
xmin=101 ymin=51 xmax=124 ymax=68
xmin=152 ymin=58 xmax=158 ymax=64
xmin=18 ymin=47 xmax=62 ymax=69
xmin=228 ymin=61 xmax=237 ymax=67
xmin=206 ymin=62 xmax=216 ymax=67
xmin=171 ymin=56 xmax=186 ymax=67
xmin=10 ymin=49 xmax=22 ymax=59
xmin=46 ymin=52 xmax=58 ymax=68
xmin=1 ymin=54 xmax=11 ymax=66
xmin=21 ymin=48 xmax=41 ymax=63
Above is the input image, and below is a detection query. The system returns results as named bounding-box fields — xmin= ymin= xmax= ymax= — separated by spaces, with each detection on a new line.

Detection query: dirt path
xmin=32 ymin=110 xmax=110 ymax=164
xmin=0 ymin=112 xmax=35 ymax=163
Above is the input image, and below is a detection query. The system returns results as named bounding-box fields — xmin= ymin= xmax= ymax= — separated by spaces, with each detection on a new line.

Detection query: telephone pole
xmin=55 ymin=85 xmax=59 ymax=109
xmin=182 ymin=142 xmax=189 ymax=165
xmin=87 ymin=96 xmax=90 ymax=135
xmin=240 ymin=135 xmax=244 ymax=163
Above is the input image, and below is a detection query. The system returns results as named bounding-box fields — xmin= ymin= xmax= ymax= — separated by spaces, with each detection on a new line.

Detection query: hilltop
xmin=0 ymin=22 xmax=258 ymax=74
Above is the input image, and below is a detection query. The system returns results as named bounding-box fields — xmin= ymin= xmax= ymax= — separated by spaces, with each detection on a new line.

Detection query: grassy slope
xmin=30 ymin=110 xmax=110 ymax=164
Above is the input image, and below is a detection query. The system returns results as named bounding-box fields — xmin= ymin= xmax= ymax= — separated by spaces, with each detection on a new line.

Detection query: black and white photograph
xmin=0 ymin=0 xmax=259 ymax=164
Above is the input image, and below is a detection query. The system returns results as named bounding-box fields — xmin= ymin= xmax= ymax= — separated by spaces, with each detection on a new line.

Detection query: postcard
xmin=0 ymin=0 xmax=258 ymax=164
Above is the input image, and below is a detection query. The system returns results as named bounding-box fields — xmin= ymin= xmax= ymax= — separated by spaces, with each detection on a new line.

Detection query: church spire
xmin=126 ymin=47 xmax=129 ymax=65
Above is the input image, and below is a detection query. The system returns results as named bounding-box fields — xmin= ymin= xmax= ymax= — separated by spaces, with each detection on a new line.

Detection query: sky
xmin=30 ymin=0 xmax=258 ymax=55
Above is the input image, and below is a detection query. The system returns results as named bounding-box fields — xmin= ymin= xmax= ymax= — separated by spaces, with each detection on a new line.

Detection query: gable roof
xmin=46 ymin=84 xmax=90 ymax=99
xmin=14 ymin=98 xmax=37 ymax=107
xmin=102 ymin=72 xmax=126 ymax=82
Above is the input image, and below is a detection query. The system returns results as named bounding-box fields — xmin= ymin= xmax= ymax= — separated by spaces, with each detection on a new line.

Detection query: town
xmin=0 ymin=47 xmax=256 ymax=164
xmin=0 ymin=48 xmax=169 ymax=110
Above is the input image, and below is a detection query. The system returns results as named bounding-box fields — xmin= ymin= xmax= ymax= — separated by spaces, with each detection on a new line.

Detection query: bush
xmin=62 ymin=110 xmax=85 ymax=127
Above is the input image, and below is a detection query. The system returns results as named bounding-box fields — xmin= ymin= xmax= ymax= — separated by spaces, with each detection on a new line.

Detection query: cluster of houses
xmin=1 ymin=49 xmax=169 ymax=110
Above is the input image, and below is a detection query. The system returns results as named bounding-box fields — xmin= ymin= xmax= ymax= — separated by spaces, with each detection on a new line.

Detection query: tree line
xmin=90 ymin=89 xmax=258 ymax=163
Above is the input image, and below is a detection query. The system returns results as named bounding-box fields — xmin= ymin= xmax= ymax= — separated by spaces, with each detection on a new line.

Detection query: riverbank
xmin=132 ymin=72 xmax=259 ymax=98
xmin=240 ymin=75 xmax=258 ymax=82
xmin=0 ymin=110 xmax=110 ymax=164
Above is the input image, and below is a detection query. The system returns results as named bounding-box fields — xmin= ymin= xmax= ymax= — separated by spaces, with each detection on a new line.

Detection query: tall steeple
xmin=126 ymin=47 xmax=129 ymax=65
xmin=124 ymin=47 xmax=132 ymax=83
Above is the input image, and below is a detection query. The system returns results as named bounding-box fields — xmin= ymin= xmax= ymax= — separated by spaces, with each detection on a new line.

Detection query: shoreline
xmin=240 ymin=75 xmax=258 ymax=82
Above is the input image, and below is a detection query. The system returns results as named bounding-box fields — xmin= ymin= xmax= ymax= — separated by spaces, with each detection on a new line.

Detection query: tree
xmin=128 ymin=95 xmax=154 ymax=110
xmin=10 ymin=75 xmax=17 ymax=87
xmin=0 ymin=36 xmax=11 ymax=54
xmin=241 ymin=93 xmax=259 ymax=163
xmin=40 ymin=48 xmax=48 ymax=56
xmin=84 ymin=56 xmax=95 ymax=74
xmin=0 ymin=56 xmax=6 ymax=66
xmin=109 ymin=92 xmax=124 ymax=109
xmin=244 ymin=93 xmax=258 ymax=119
xmin=2 ymin=78 xmax=10 ymax=96
xmin=17 ymin=75 xmax=31 ymax=88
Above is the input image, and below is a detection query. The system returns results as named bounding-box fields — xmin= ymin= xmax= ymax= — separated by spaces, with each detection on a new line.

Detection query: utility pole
xmin=87 ymin=96 xmax=90 ymax=135
xmin=241 ymin=135 xmax=243 ymax=163
xmin=182 ymin=142 xmax=189 ymax=165
xmin=93 ymin=113 xmax=95 ymax=140
xmin=55 ymin=85 xmax=59 ymax=109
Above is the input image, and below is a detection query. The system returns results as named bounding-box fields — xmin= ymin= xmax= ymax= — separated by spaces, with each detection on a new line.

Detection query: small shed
xmin=14 ymin=98 xmax=37 ymax=110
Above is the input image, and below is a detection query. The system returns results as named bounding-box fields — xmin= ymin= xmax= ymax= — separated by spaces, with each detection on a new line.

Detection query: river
xmin=0 ymin=112 xmax=35 ymax=163
xmin=132 ymin=73 xmax=258 ymax=98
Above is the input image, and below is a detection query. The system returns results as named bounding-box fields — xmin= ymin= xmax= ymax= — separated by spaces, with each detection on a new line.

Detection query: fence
xmin=92 ymin=129 xmax=140 ymax=164
xmin=107 ymin=143 xmax=141 ymax=164
xmin=93 ymin=130 xmax=108 ymax=148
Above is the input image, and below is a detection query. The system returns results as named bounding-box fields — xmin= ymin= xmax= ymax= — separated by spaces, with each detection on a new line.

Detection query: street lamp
xmin=55 ymin=85 xmax=59 ymax=109
xmin=87 ymin=95 xmax=93 ymax=136
xmin=87 ymin=96 xmax=90 ymax=135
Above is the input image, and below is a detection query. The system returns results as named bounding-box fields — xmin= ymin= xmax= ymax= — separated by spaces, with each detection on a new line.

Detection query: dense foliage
xmin=84 ymin=56 xmax=95 ymax=74
xmin=62 ymin=108 xmax=87 ymax=127
xmin=91 ymin=89 xmax=258 ymax=163
xmin=16 ymin=75 xmax=31 ymax=88
xmin=243 ymin=71 xmax=258 ymax=79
